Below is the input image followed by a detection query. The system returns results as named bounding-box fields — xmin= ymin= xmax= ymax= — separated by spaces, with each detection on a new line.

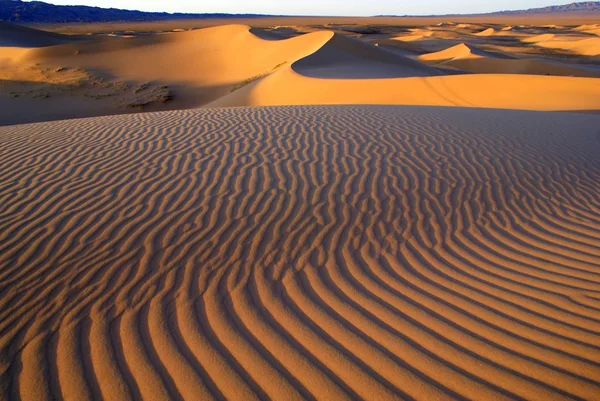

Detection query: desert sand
xmin=1 ymin=105 xmax=600 ymax=401
xmin=2 ymin=22 xmax=600 ymax=125
xmin=1 ymin=15 xmax=600 ymax=401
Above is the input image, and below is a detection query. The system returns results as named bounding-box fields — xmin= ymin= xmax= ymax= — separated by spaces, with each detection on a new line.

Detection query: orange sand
xmin=1 ymin=19 xmax=600 ymax=401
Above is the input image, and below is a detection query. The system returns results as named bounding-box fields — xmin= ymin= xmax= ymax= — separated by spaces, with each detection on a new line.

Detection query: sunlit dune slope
xmin=537 ymin=37 xmax=600 ymax=56
xmin=474 ymin=27 xmax=496 ymax=36
xmin=523 ymin=33 xmax=600 ymax=56
xmin=418 ymin=43 xmax=497 ymax=61
xmin=5 ymin=25 xmax=332 ymax=96
xmin=210 ymin=66 xmax=600 ymax=110
xmin=3 ymin=23 xmax=600 ymax=125
xmin=0 ymin=24 xmax=335 ymax=124
xmin=1 ymin=105 xmax=600 ymax=401
xmin=417 ymin=43 xmax=600 ymax=77
xmin=0 ymin=23 xmax=441 ymax=123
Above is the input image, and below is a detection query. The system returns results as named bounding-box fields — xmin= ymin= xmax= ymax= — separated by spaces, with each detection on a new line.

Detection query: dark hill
xmin=0 ymin=0 xmax=268 ymax=23
xmin=490 ymin=1 xmax=600 ymax=14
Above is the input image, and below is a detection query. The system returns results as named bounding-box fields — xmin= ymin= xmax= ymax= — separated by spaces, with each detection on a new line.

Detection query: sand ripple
xmin=1 ymin=106 xmax=599 ymax=400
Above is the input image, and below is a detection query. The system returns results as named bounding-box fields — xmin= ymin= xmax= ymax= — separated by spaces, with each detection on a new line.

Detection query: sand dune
xmin=522 ymin=33 xmax=600 ymax=56
xmin=574 ymin=23 xmax=600 ymax=31
xmin=16 ymin=25 xmax=331 ymax=93
xmin=1 ymin=105 xmax=600 ymax=401
xmin=417 ymin=43 xmax=599 ymax=77
xmin=474 ymin=27 xmax=496 ymax=36
xmin=2 ymin=17 xmax=600 ymax=401
xmin=0 ymin=22 xmax=82 ymax=47
xmin=3 ymin=23 xmax=600 ymax=125
xmin=523 ymin=33 xmax=556 ymax=43
xmin=537 ymin=37 xmax=600 ymax=56
xmin=211 ymin=66 xmax=600 ymax=110
xmin=390 ymin=31 xmax=433 ymax=41
xmin=574 ymin=24 xmax=600 ymax=35
xmin=291 ymin=33 xmax=440 ymax=78
xmin=0 ymin=25 xmax=332 ymax=124
xmin=418 ymin=43 xmax=502 ymax=61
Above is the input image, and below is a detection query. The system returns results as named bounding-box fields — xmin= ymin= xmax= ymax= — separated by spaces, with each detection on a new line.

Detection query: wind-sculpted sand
xmin=416 ymin=43 xmax=600 ymax=77
xmin=1 ymin=105 xmax=600 ymax=401
xmin=2 ymin=22 xmax=600 ymax=125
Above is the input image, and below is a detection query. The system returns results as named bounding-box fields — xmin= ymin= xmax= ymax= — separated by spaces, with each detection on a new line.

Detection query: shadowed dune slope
xmin=0 ymin=22 xmax=82 ymax=47
xmin=291 ymin=33 xmax=441 ymax=78
xmin=1 ymin=105 xmax=600 ymax=401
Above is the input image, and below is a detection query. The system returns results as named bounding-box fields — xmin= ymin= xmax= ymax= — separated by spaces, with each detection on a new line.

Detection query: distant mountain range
xmin=376 ymin=1 xmax=600 ymax=17
xmin=1 ymin=0 xmax=599 ymax=24
xmin=0 ymin=0 xmax=268 ymax=23
xmin=490 ymin=1 xmax=600 ymax=14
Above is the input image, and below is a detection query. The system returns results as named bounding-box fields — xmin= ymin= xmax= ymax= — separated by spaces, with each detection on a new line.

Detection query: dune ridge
xmin=418 ymin=43 xmax=487 ymax=61
xmin=209 ymin=69 xmax=600 ymax=110
xmin=416 ymin=42 xmax=600 ymax=77
xmin=3 ymin=23 xmax=600 ymax=125
xmin=1 ymin=105 xmax=600 ymax=400
xmin=475 ymin=27 xmax=496 ymax=36
xmin=0 ymin=22 xmax=83 ymax=48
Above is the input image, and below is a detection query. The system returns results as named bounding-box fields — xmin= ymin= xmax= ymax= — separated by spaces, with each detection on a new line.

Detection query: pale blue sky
xmin=41 ymin=0 xmax=573 ymax=16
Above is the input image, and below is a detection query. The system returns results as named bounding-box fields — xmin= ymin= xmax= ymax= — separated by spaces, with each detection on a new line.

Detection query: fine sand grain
xmin=1 ymin=105 xmax=600 ymax=401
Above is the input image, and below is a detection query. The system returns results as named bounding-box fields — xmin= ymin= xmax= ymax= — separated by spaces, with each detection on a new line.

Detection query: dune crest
xmin=292 ymin=33 xmax=440 ymax=78
xmin=418 ymin=43 xmax=489 ymax=61
xmin=474 ymin=27 xmax=496 ymax=36
xmin=210 ymin=67 xmax=600 ymax=110
xmin=417 ymin=42 xmax=599 ymax=77
xmin=0 ymin=22 xmax=83 ymax=47
xmin=3 ymin=22 xmax=600 ymax=125
xmin=537 ymin=37 xmax=600 ymax=56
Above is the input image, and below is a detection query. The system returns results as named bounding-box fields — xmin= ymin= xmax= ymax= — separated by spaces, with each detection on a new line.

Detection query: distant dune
xmin=2 ymin=23 xmax=600 ymax=125
xmin=209 ymin=67 xmax=600 ymax=110
xmin=416 ymin=42 xmax=600 ymax=76
xmin=0 ymin=22 xmax=83 ymax=47
xmin=1 ymin=105 xmax=600 ymax=401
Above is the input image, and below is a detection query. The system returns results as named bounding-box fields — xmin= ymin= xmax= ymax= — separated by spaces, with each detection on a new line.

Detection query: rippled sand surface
xmin=1 ymin=106 xmax=600 ymax=401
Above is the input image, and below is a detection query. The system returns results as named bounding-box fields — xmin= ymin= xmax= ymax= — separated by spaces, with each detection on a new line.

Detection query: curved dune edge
xmin=0 ymin=22 xmax=82 ymax=47
xmin=7 ymin=25 xmax=335 ymax=86
xmin=475 ymin=28 xmax=496 ymax=36
xmin=209 ymin=67 xmax=600 ymax=111
xmin=3 ymin=23 xmax=600 ymax=126
xmin=521 ymin=33 xmax=600 ymax=56
xmin=291 ymin=32 xmax=440 ymax=78
xmin=418 ymin=43 xmax=485 ymax=61
xmin=1 ymin=105 xmax=600 ymax=401
xmin=416 ymin=43 xmax=600 ymax=77
xmin=537 ymin=37 xmax=600 ymax=57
